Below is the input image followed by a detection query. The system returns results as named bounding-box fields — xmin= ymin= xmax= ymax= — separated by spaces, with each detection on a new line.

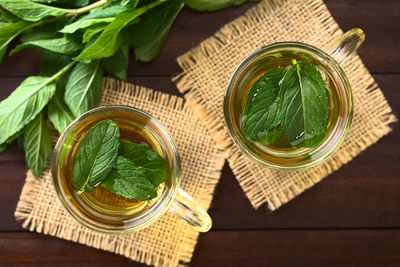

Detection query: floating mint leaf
xmin=73 ymin=120 xmax=120 ymax=192
xmin=258 ymin=125 xmax=284 ymax=147
xmin=242 ymin=68 xmax=286 ymax=143
xmin=118 ymin=140 xmax=166 ymax=187
xmin=279 ymin=61 xmax=329 ymax=147
xmin=101 ymin=156 xmax=157 ymax=201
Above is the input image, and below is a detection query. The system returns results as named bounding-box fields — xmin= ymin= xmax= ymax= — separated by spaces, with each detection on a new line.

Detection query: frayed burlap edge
xmin=15 ymin=78 xmax=226 ymax=267
xmin=173 ymin=0 xmax=397 ymax=210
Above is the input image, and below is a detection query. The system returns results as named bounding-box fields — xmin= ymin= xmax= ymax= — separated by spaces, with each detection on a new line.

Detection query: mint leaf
xmin=0 ymin=9 xmax=18 ymax=23
xmin=0 ymin=0 xmax=73 ymax=22
xmin=184 ymin=0 xmax=247 ymax=11
xmin=259 ymin=125 xmax=283 ymax=147
xmin=242 ymin=68 xmax=286 ymax=142
xmin=32 ymin=0 xmax=90 ymax=8
xmin=69 ymin=0 xmax=90 ymax=8
xmin=0 ymin=20 xmax=31 ymax=63
xmin=0 ymin=128 xmax=24 ymax=153
xmin=82 ymin=24 xmax=106 ymax=43
xmin=24 ymin=111 xmax=51 ymax=178
xmin=125 ymin=0 xmax=180 ymax=46
xmin=119 ymin=140 xmax=166 ymax=187
xmin=101 ymin=156 xmax=157 ymax=200
xmin=279 ymin=61 xmax=329 ymax=147
xmin=133 ymin=0 xmax=184 ymax=62
xmin=64 ymin=61 xmax=104 ymax=117
xmin=10 ymin=37 xmax=83 ymax=56
xmin=40 ymin=51 xmax=72 ymax=85
xmin=20 ymin=19 xmax=67 ymax=43
xmin=101 ymin=44 xmax=129 ymax=80
xmin=0 ymin=76 xmax=56 ymax=144
xmin=70 ymin=0 xmax=90 ymax=7
xmin=48 ymin=87 xmax=74 ymax=133
xmin=75 ymin=1 xmax=162 ymax=61
xmin=121 ymin=0 xmax=138 ymax=7
xmin=73 ymin=120 xmax=120 ymax=192
xmin=0 ymin=143 xmax=9 ymax=153
xmin=59 ymin=18 xmax=114 ymax=34
xmin=82 ymin=2 xmax=129 ymax=20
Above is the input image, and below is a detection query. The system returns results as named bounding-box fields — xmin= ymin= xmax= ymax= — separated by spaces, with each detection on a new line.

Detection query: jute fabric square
xmin=15 ymin=78 xmax=225 ymax=267
xmin=174 ymin=0 xmax=396 ymax=210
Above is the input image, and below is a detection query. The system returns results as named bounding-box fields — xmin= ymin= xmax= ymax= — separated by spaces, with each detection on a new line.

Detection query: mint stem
xmin=28 ymin=0 xmax=167 ymax=35
xmin=30 ymin=0 xmax=109 ymax=30
xmin=52 ymin=61 xmax=77 ymax=81
xmin=31 ymin=61 xmax=77 ymax=95
xmin=74 ymin=0 xmax=108 ymax=15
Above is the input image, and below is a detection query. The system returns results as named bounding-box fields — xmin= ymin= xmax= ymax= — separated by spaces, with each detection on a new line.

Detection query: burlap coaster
xmin=174 ymin=0 xmax=396 ymax=210
xmin=14 ymin=78 xmax=225 ymax=267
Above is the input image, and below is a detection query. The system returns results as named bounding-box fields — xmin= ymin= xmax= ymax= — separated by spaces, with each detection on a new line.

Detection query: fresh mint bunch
xmin=0 ymin=0 xmax=258 ymax=178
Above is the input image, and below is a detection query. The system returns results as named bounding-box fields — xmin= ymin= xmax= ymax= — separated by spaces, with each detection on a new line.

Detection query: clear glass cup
xmin=223 ymin=29 xmax=365 ymax=170
xmin=52 ymin=106 xmax=212 ymax=233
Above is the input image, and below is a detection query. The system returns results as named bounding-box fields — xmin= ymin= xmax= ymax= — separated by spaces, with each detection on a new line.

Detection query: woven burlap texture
xmin=15 ymin=78 xmax=225 ymax=267
xmin=174 ymin=0 xmax=396 ymax=210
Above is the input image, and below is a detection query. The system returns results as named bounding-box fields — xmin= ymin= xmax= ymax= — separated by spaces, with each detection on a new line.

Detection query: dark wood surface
xmin=1 ymin=0 xmax=399 ymax=266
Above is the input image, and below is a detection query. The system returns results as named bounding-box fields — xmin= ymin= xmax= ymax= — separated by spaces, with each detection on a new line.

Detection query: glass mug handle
xmin=328 ymin=28 xmax=365 ymax=65
xmin=168 ymin=188 xmax=212 ymax=232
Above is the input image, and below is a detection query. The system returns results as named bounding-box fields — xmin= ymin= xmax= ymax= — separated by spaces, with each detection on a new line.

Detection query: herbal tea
xmin=240 ymin=51 xmax=341 ymax=153
xmin=60 ymin=112 xmax=170 ymax=226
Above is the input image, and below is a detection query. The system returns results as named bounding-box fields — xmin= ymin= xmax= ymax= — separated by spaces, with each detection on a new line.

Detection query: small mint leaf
xmin=101 ymin=156 xmax=157 ymax=201
xmin=118 ymin=140 xmax=166 ymax=187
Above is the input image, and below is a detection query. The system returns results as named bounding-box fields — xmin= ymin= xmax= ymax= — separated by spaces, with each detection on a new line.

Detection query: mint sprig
xmin=72 ymin=120 xmax=166 ymax=200
xmin=242 ymin=61 xmax=329 ymax=148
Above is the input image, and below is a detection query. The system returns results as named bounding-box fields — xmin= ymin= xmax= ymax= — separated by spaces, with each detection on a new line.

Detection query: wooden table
xmin=1 ymin=1 xmax=399 ymax=266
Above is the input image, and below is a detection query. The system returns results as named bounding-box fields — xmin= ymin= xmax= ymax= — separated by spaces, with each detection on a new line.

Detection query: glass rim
xmin=51 ymin=105 xmax=181 ymax=234
xmin=223 ymin=42 xmax=353 ymax=170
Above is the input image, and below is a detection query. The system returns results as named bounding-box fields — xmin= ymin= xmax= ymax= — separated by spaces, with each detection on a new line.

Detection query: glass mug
xmin=52 ymin=106 xmax=212 ymax=233
xmin=224 ymin=28 xmax=365 ymax=170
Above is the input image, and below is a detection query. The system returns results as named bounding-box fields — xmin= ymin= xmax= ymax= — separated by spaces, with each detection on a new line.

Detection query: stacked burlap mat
xmin=174 ymin=0 xmax=396 ymax=210
xmin=15 ymin=78 xmax=225 ymax=267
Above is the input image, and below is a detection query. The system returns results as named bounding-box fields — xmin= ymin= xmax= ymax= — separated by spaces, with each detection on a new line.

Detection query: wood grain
xmin=0 ymin=0 xmax=399 ymax=266
xmin=0 ymin=231 xmax=399 ymax=266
